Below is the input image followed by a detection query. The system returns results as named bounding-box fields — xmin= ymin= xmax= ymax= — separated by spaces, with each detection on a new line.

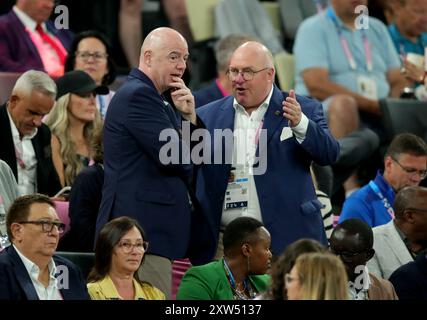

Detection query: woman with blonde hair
xmin=45 ymin=70 xmax=107 ymax=187
xmin=285 ymin=252 xmax=348 ymax=300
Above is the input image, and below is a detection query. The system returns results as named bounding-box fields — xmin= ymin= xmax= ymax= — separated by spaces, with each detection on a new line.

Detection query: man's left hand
xmin=282 ymin=90 xmax=302 ymax=127
xmin=170 ymin=77 xmax=197 ymax=124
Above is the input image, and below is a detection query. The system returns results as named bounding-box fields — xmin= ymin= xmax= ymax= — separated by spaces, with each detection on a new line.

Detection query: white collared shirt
xmin=13 ymin=245 xmax=63 ymax=300
xmin=221 ymin=86 xmax=309 ymax=228
xmin=13 ymin=6 xmax=47 ymax=33
xmin=7 ymin=109 xmax=38 ymax=196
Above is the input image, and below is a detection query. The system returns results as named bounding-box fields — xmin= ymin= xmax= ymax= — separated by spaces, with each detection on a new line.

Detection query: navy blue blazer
xmin=194 ymin=80 xmax=224 ymax=108
xmin=389 ymin=253 xmax=427 ymax=300
xmin=0 ymin=10 xmax=73 ymax=72
xmin=195 ymin=86 xmax=339 ymax=258
xmin=96 ymin=68 xmax=213 ymax=264
xmin=0 ymin=245 xmax=90 ymax=300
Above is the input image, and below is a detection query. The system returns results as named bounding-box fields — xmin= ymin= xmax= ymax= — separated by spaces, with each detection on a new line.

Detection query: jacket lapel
xmin=8 ymin=246 xmax=39 ymax=300
xmin=385 ymin=221 xmax=414 ymax=264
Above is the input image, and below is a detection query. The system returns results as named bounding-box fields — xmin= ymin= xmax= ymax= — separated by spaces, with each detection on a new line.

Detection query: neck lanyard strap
xmin=369 ymin=181 xmax=395 ymax=219
xmin=327 ymin=7 xmax=372 ymax=72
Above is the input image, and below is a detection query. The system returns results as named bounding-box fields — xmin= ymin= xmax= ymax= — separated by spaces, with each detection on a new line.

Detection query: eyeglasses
xmin=118 ymin=240 xmax=149 ymax=253
xmin=18 ymin=220 xmax=66 ymax=234
xmin=227 ymin=67 xmax=270 ymax=81
xmin=406 ymin=208 xmax=427 ymax=213
xmin=284 ymin=273 xmax=299 ymax=286
xmin=391 ymin=156 xmax=427 ymax=179
xmin=75 ymin=51 xmax=108 ymax=61
xmin=329 ymin=247 xmax=366 ymax=261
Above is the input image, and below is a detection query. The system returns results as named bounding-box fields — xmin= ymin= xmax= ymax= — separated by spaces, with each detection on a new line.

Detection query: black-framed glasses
xmin=227 ymin=67 xmax=270 ymax=81
xmin=329 ymin=248 xmax=367 ymax=261
xmin=390 ymin=156 xmax=427 ymax=179
xmin=118 ymin=240 xmax=149 ymax=253
xmin=75 ymin=51 xmax=108 ymax=61
xmin=18 ymin=220 xmax=66 ymax=234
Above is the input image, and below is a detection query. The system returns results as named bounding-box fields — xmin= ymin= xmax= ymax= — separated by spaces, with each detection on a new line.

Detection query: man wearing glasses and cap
xmin=340 ymin=133 xmax=427 ymax=227
xmin=0 ymin=194 xmax=90 ymax=300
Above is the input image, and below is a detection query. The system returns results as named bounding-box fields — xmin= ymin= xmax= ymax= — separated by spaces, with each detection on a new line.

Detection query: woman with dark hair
xmin=177 ymin=217 xmax=272 ymax=300
xmin=263 ymin=239 xmax=326 ymax=300
xmin=65 ymin=30 xmax=118 ymax=118
xmin=87 ymin=216 xmax=165 ymax=300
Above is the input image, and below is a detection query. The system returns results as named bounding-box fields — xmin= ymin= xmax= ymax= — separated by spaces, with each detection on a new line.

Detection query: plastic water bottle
xmin=0 ymin=195 xmax=10 ymax=249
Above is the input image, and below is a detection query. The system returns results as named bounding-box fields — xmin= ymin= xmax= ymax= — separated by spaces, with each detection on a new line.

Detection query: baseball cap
xmin=56 ymin=70 xmax=109 ymax=100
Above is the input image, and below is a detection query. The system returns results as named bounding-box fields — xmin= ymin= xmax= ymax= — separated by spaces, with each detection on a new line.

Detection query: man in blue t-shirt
xmin=339 ymin=133 xmax=427 ymax=227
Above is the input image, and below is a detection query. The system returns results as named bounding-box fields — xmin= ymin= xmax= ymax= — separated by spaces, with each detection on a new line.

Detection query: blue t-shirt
xmin=293 ymin=6 xmax=401 ymax=99
xmin=388 ymin=23 xmax=427 ymax=57
xmin=339 ymin=171 xmax=395 ymax=227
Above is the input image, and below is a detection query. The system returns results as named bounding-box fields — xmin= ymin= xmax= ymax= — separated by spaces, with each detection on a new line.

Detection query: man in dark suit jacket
xmin=0 ymin=0 xmax=73 ymax=75
xmin=96 ymin=27 xmax=212 ymax=298
xmin=389 ymin=252 xmax=427 ymax=300
xmin=0 ymin=70 xmax=61 ymax=197
xmin=0 ymin=194 xmax=90 ymax=300
xmin=195 ymin=41 xmax=339 ymax=259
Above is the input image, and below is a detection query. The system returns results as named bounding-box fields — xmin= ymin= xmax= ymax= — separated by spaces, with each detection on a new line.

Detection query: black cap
xmin=56 ymin=70 xmax=109 ymax=100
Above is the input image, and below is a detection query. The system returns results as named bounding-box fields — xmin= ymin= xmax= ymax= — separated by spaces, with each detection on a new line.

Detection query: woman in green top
xmin=87 ymin=216 xmax=165 ymax=300
xmin=177 ymin=217 xmax=272 ymax=300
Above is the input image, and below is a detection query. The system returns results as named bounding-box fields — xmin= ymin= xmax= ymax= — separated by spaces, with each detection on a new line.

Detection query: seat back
xmin=185 ymin=0 xmax=219 ymax=42
xmin=274 ymin=52 xmax=296 ymax=91
xmin=56 ymin=251 xmax=95 ymax=281
xmin=379 ymin=98 xmax=427 ymax=143
xmin=0 ymin=72 xmax=21 ymax=104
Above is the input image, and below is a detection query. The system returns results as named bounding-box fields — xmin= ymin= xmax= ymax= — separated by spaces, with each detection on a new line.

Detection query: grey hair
xmin=215 ymin=34 xmax=258 ymax=73
xmin=12 ymin=70 xmax=57 ymax=98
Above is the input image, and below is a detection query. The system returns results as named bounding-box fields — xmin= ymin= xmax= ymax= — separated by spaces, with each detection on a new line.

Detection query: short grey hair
xmin=215 ymin=34 xmax=257 ymax=73
xmin=12 ymin=70 xmax=57 ymax=98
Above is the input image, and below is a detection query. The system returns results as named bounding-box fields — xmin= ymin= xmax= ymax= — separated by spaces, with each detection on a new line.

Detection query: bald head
xmin=141 ymin=28 xmax=187 ymax=56
xmin=394 ymin=186 xmax=427 ymax=219
xmin=139 ymin=27 xmax=189 ymax=93
xmin=232 ymin=41 xmax=274 ymax=70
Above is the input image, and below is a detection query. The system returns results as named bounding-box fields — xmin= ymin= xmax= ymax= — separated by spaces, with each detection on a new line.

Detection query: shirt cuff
xmin=291 ymin=113 xmax=309 ymax=144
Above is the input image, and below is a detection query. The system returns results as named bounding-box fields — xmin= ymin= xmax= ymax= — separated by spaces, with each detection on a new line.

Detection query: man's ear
xmin=10 ymin=222 xmax=23 ymax=243
xmin=143 ymin=50 xmax=152 ymax=67
xmin=384 ymin=156 xmax=393 ymax=173
xmin=403 ymin=209 xmax=416 ymax=224
xmin=366 ymin=248 xmax=375 ymax=261
xmin=8 ymin=95 xmax=19 ymax=110
xmin=241 ymin=243 xmax=251 ymax=257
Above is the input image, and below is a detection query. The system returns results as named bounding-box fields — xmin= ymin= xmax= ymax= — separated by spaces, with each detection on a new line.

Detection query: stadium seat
xmin=274 ymin=52 xmax=295 ymax=91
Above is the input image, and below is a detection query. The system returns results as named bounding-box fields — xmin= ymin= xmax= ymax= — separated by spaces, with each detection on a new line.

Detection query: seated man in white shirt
xmin=0 ymin=70 xmax=61 ymax=196
xmin=0 ymin=193 xmax=89 ymax=300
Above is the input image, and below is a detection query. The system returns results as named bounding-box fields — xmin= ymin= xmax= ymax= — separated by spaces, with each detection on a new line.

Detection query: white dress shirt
xmin=221 ymin=85 xmax=309 ymax=228
xmin=7 ymin=109 xmax=38 ymax=196
xmin=14 ymin=245 xmax=63 ymax=300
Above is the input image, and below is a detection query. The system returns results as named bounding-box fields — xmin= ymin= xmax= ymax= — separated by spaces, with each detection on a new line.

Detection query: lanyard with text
xmin=369 ymin=181 xmax=395 ymax=219
xmin=14 ymin=144 xmax=26 ymax=169
xmin=327 ymin=8 xmax=373 ymax=72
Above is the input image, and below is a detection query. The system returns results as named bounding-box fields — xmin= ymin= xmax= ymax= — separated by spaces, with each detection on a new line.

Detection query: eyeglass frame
xmin=75 ymin=51 xmax=109 ymax=61
xmin=227 ymin=67 xmax=270 ymax=81
xmin=390 ymin=156 xmax=427 ymax=179
xmin=117 ymin=240 xmax=149 ymax=253
xmin=17 ymin=220 xmax=66 ymax=234
xmin=329 ymin=247 xmax=368 ymax=261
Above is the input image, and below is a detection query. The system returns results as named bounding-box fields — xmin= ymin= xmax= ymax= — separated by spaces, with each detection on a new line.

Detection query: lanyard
xmin=223 ymin=258 xmax=256 ymax=300
xmin=327 ymin=8 xmax=373 ymax=72
xmin=369 ymin=181 xmax=395 ymax=219
xmin=253 ymin=119 xmax=264 ymax=146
